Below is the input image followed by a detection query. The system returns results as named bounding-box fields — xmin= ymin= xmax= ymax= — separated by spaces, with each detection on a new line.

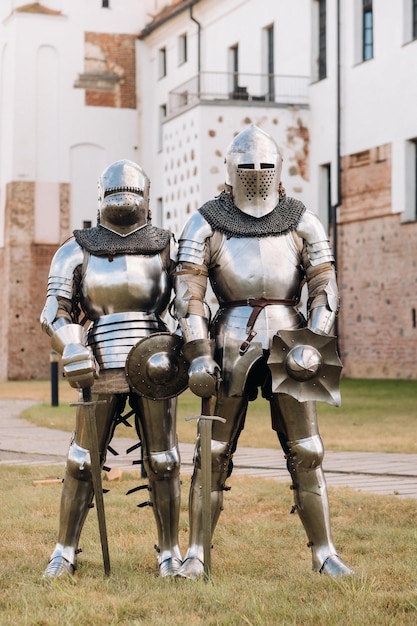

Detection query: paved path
xmin=1 ymin=399 xmax=417 ymax=499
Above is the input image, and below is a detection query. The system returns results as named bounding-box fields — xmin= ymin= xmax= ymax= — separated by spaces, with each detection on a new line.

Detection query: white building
xmin=0 ymin=0 xmax=313 ymax=380
xmin=138 ymin=0 xmax=311 ymax=234
xmin=0 ymin=0 xmax=146 ymax=379
xmin=0 ymin=0 xmax=416 ymax=380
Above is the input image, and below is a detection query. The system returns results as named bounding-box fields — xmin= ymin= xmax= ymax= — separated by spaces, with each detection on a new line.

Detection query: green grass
xmin=13 ymin=379 xmax=417 ymax=454
xmin=1 ymin=467 xmax=416 ymax=625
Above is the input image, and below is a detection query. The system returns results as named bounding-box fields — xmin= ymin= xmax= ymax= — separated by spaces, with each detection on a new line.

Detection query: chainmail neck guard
xmin=73 ymin=224 xmax=171 ymax=256
xmin=199 ymin=191 xmax=306 ymax=237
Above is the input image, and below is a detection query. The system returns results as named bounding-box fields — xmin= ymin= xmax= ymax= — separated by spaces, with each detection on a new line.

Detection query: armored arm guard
xmin=296 ymin=211 xmax=339 ymax=335
xmin=40 ymin=239 xmax=97 ymax=388
xmin=40 ymin=238 xmax=84 ymax=335
xmin=174 ymin=213 xmax=219 ymax=396
xmin=174 ymin=212 xmax=213 ymax=341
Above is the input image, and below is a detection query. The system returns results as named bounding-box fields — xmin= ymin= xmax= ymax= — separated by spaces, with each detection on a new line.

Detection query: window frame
xmin=413 ymin=0 xmax=417 ymax=40
xmin=178 ymin=33 xmax=188 ymax=66
xmin=362 ymin=0 xmax=374 ymax=61
xmin=159 ymin=47 xmax=167 ymax=79
xmin=318 ymin=0 xmax=327 ymax=80
xmin=158 ymin=103 xmax=167 ymax=152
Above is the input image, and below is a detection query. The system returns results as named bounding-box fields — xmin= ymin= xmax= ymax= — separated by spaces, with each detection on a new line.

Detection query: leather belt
xmin=221 ymin=297 xmax=299 ymax=355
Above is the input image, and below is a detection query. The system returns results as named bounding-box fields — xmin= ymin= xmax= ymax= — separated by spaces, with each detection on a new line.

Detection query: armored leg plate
xmin=176 ymin=556 xmax=204 ymax=580
xmin=42 ymin=556 xmax=75 ymax=579
xmin=158 ymin=556 xmax=183 ymax=577
xmin=319 ymin=555 xmax=354 ymax=577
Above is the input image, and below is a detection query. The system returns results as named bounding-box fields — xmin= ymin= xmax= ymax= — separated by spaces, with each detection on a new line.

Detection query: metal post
xmin=50 ymin=350 xmax=59 ymax=407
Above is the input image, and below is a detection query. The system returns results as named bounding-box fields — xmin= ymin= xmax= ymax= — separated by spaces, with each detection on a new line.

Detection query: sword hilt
xmin=83 ymin=387 xmax=92 ymax=403
xmin=185 ymin=415 xmax=226 ymax=423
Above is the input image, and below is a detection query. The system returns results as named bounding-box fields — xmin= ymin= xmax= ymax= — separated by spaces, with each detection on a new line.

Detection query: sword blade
xmin=200 ymin=397 xmax=212 ymax=581
xmin=186 ymin=399 xmax=226 ymax=581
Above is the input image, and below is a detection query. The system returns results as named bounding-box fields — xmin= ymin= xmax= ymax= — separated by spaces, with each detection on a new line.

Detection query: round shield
xmin=125 ymin=333 xmax=189 ymax=400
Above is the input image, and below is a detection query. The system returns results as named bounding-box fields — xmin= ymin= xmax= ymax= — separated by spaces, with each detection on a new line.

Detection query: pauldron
xmin=199 ymin=191 xmax=306 ymax=238
xmin=73 ymin=224 xmax=171 ymax=256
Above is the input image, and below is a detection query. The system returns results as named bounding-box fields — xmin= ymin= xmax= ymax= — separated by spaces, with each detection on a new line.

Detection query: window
xmin=157 ymin=197 xmax=163 ymax=225
xmin=158 ymin=104 xmax=167 ymax=151
xmin=318 ymin=0 xmax=327 ymax=79
xmin=323 ymin=164 xmax=333 ymax=227
xmin=179 ymin=33 xmax=187 ymax=65
xmin=265 ymin=25 xmax=275 ymax=99
xmin=229 ymin=44 xmax=239 ymax=93
xmin=362 ymin=0 xmax=373 ymax=61
xmin=413 ymin=0 xmax=417 ymax=40
xmin=411 ymin=139 xmax=417 ymax=221
xmin=159 ymin=47 xmax=167 ymax=78
xmin=403 ymin=138 xmax=417 ymax=222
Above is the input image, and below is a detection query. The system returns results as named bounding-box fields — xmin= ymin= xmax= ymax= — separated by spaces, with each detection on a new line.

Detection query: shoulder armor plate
xmin=296 ymin=211 xmax=334 ymax=266
xmin=178 ymin=213 xmax=213 ymax=265
xmin=46 ymin=238 xmax=84 ymax=299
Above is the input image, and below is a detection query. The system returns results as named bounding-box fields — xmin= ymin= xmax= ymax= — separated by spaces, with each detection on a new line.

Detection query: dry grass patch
xmin=1 ymin=465 xmax=417 ymax=625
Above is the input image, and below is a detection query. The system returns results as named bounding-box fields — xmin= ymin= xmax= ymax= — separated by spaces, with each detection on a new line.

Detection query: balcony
xmin=168 ymin=71 xmax=309 ymax=116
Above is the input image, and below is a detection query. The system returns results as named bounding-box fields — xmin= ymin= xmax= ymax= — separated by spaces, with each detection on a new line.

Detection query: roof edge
xmin=138 ymin=0 xmax=200 ymax=40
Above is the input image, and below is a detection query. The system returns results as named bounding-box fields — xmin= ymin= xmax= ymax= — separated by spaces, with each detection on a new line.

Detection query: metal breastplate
xmin=209 ymin=233 xmax=305 ymax=395
xmin=210 ymin=232 xmax=303 ymax=305
xmin=82 ymin=254 xmax=171 ymax=369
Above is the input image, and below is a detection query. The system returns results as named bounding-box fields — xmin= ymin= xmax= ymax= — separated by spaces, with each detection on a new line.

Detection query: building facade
xmin=0 ymin=0 xmax=144 ymax=379
xmin=308 ymin=0 xmax=417 ymax=378
xmin=0 ymin=0 xmax=416 ymax=380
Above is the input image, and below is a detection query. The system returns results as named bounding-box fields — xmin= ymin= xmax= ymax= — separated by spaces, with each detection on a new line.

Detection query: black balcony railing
xmin=168 ymin=71 xmax=309 ymax=115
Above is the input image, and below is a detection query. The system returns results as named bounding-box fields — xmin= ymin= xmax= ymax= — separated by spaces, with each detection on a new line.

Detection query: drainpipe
xmin=333 ymin=0 xmax=341 ymax=340
xmin=190 ymin=2 xmax=201 ymax=95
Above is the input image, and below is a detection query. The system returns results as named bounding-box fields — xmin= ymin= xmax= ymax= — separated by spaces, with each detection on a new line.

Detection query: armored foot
xmin=319 ymin=555 xmax=354 ymax=577
xmin=158 ymin=557 xmax=182 ymax=577
xmin=42 ymin=556 xmax=75 ymax=579
xmin=175 ymin=557 xmax=204 ymax=580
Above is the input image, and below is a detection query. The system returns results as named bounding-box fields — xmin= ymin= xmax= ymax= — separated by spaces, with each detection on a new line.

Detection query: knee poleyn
xmin=145 ymin=446 xmax=180 ymax=480
xmin=66 ymin=441 xmax=92 ymax=480
xmin=286 ymin=434 xmax=324 ymax=471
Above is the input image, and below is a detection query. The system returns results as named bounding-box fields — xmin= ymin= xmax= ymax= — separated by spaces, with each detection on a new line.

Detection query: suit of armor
xmin=174 ymin=126 xmax=353 ymax=580
xmin=40 ymin=160 xmax=182 ymax=578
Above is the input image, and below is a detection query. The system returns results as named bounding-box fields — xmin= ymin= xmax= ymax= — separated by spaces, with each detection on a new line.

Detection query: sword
xmin=187 ymin=397 xmax=225 ymax=581
xmin=72 ymin=388 xmax=111 ymax=576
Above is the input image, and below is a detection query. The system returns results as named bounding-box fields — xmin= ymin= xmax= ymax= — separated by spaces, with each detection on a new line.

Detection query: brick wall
xmin=84 ymin=32 xmax=137 ymax=109
xmin=3 ymin=182 xmax=63 ymax=380
xmin=337 ymin=145 xmax=417 ymax=379
xmin=0 ymin=248 xmax=6 ymax=380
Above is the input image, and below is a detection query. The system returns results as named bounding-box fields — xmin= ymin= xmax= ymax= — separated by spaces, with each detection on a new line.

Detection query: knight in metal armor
xmin=174 ymin=125 xmax=353 ymax=580
xmin=40 ymin=159 xmax=183 ymax=578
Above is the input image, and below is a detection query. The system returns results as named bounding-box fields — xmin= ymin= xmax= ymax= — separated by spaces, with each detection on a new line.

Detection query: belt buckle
xmin=239 ymin=330 xmax=257 ymax=355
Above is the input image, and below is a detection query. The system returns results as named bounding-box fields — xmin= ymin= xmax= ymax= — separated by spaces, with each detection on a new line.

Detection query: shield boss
xmin=125 ymin=332 xmax=189 ymax=400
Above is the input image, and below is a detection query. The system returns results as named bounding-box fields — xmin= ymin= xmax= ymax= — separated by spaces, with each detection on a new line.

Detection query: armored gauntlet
xmin=51 ymin=324 xmax=98 ymax=389
xmin=182 ymin=338 xmax=220 ymax=398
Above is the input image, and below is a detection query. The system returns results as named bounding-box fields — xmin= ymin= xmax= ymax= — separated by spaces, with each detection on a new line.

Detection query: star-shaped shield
xmin=268 ymin=328 xmax=343 ymax=406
